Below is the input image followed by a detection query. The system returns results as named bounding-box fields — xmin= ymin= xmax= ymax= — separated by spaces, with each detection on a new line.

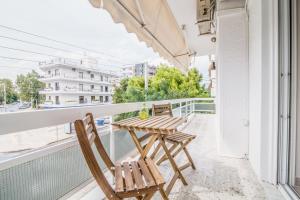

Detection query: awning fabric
xmin=89 ymin=0 xmax=190 ymax=71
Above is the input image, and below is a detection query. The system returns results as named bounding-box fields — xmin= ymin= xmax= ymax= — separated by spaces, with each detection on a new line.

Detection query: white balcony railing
xmin=0 ymin=98 xmax=215 ymax=200
xmin=40 ymin=73 xmax=112 ymax=84
xmin=0 ymin=98 xmax=214 ymax=134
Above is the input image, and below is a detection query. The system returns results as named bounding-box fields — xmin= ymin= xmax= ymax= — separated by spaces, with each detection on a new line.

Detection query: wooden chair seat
xmin=166 ymin=132 xmax=196 ymax=143
xmin=115 ymin=158 xmax=165 ymax=198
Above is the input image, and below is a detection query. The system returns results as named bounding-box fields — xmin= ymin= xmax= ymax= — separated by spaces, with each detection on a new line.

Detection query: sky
xmin=0 ymin=0 xmax=209 ymax=83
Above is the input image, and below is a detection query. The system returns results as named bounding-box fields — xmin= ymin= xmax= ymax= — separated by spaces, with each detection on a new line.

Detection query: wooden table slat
xmin=165 ymin=118 xmax=186 ymax=130
xmin=118 ymin=117 xmax=140 ymax=126
xmin=131 ymin=116 xmax=169 ymax=128
xmin=149 ymin=117 xmax=180 ymax=130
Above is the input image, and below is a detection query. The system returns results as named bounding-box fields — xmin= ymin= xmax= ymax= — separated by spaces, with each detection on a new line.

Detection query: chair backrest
xmin=75 ymin=113 xmax=118 ymax=199
xmin=152 ymin=103 xmax=173 ymax=117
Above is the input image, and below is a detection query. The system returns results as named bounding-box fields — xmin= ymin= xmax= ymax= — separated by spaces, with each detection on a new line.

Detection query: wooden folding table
xmin=112 ymin=115 xmax=188 ymax=195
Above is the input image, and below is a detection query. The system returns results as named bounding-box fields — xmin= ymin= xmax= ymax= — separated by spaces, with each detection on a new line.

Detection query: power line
xmin=0 ymin=45 xmax=127 ymax=67
xmin=0 ymin=34 xmax=136 ymax=66
xmin=0 ymin=45 xmax=60 ymax=58
xmin=0 ymin=24 xmax=132 ymax=64
xmin=0 ymin=65 xmax=36 ymax=71
xmin=0 ymin=55 xmax=40 ymax=63
xmin=0 ymin=35 xmax=74 ymax=53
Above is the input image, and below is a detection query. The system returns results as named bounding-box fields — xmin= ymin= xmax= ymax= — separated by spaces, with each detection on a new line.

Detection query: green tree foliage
xmin=0 ymin=79 xmax=18 ymax=104
xmin=113 ymin=65 xmax=208 ymax=104
xmin=16 ymin=70 xmax=45 ymax=107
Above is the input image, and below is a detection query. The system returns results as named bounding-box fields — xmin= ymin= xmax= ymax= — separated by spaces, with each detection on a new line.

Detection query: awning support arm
xmin=134 ymin=0 xmax=146 ymax=27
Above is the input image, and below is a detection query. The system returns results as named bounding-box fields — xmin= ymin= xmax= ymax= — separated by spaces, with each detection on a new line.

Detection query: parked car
xmin=19 ymin=102 xmax=31 ymax=109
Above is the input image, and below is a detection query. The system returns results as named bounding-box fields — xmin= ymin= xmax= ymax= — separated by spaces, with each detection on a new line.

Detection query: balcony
xmin=0 ymin=98 xmax=283 ymax=199
xmin=39 ymin=74 xmax=112 ymax=85
xmin=39 ymin=87 xmax=112 ymax=95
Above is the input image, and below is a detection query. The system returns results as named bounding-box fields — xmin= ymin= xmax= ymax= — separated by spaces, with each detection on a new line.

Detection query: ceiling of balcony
xmin=166 ymin=0 xmax=216 ymax=57
xmin=166 ymin=0 xmax=246 ymax=57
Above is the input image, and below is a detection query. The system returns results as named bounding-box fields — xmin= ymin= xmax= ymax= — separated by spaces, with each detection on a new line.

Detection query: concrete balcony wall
xmin=0 ymin=99 xmax=214 ymax=200
xmin=216 ymin=8 xmax=249 ymax=158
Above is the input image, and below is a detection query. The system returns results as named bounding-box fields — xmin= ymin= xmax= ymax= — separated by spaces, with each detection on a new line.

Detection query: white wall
xmin=216 ymin=8 xmax=249 ymax=158
xmin=247 ymin=0 xmax=278 ymax=183
xmin=247 ymin=0 xmax=262 ymax=179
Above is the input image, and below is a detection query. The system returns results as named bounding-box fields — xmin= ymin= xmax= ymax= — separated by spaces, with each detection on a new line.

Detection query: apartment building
xmin=39 ymin=58 xmax=114 ymax=107
xmin=121 ymin=63 xmax=157 ymax=78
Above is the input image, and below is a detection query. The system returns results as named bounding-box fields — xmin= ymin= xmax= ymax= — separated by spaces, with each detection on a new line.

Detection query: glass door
xmin=278 ymin=0 xmax=300 ymax=198
xmin=288 ymin=0 xmax=300 ymax=195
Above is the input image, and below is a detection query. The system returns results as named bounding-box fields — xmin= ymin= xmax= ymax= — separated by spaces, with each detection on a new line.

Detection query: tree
xmin=0 ymin=79 xmax=18 ymax=104
xmin=148 ymin=66 xmax=186 ymax=100
xmin=113 ymin=65 xmax=209 ymax=104
xmin=113 ymin=78 xmax=129 ymax=103
xmin=182 ymin=68 xmax=208 ymax=97
xmin=16 ymin=70 xmax=45 ymax=107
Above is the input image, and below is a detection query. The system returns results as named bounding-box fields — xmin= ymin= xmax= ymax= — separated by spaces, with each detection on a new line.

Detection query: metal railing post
xmin=186 ymin=101 xmax=188 ymax=116
xmin=109 ymin=116 xmax=115 ymax=162
xmin=179 ymin=102 xmax=182 ymax=117
xmin=192 ymin=100 xmax=195 ymax=113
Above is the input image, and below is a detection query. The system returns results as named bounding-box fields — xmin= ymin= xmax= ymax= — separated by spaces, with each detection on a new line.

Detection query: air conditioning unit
xmin=72 ymin=68 xmax=76 ymax=71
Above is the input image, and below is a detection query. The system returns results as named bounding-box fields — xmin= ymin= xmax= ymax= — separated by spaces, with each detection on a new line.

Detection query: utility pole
xmin=144 ymin=63 xmax=148 ymax=100
xmin=0 ymin=83 xmax=6 ymax=112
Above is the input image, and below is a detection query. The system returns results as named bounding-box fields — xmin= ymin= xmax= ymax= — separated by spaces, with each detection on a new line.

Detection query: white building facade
xmin=121 ymin=63 xmax=157 ymax=78
xmin=39 ymin=58 xmax=114 ymax=107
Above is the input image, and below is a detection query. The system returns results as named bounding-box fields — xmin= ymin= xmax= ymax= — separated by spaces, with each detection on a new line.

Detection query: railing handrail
xmin=0 ymin=98 xmax=214 ymax=135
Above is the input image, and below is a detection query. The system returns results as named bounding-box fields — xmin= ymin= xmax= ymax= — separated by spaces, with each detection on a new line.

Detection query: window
xmin=48 ymin=83 xmax=51 ymax=88
xmin=55 ymin=69 xmax=59 ymax=76
xmin=90 ymin=85 xmax=94 ymax=90
xmin=91 ymin=96 xmax=95 ymax=102
xmin=101 ymin=86 xmax=103 ymax=92
xmin=55 ymin=96 xmax=60 ymax=104
xmin=48 ymin=70 xmax=51 ymax=75
xmin=105 ymin=86 xmax=108 ymax=92
xmin=48 ymin=96 xmax=51 ymax=100
xmin=55 ymin=82 xmax=59 ymax=90
xmin=100 ymin=96 xmax=103 ymax=103
xmin=100 ymin=75 xmax=103 ymax=81
xmin=79 ymin=96 xmax=84 ymax=104
xmin=79 ymin=72 xmax=83 ymax=79
xmin=79 ymin=84 xmax=83 ymax=91
xmin=105 ymin=96 xmax=109 ymax=102
xmin=90 ymin=74 xmax=94 ymax=79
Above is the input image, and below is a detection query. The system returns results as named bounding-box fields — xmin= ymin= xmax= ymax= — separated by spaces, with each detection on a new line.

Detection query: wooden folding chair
xmin=75 ymin=113 xmax=168 ymax=200
xmin=151 ymin=104 xmax=196 ymax=170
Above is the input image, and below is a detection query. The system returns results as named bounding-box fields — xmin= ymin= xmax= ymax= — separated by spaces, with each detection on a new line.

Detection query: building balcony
xmin=39 ymin=87 xmax=112 ymax=95
xmin=39 ymin=74 xmax=112 ymax=85
xmin=0 ymin=98 xmax=283 ymax=199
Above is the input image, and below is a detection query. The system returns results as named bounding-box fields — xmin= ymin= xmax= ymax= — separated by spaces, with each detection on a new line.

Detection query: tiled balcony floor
xmin=66 ymin=114 xmax=283 ymax=200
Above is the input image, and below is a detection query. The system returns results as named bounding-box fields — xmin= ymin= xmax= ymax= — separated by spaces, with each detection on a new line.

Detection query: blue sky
xmin=0 ymin=0 xmax=209 ymax=83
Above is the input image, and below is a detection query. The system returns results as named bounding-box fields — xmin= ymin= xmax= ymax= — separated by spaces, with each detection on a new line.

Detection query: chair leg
xmin=156 ymin=143 xmax=178 ymax=165
xmin=158 ymin=135 xmax=188 ymax=186
xmin=150 ymin=142 xmax=162 ymax=160
xmin=143 ymin=191 xmax=155 ymax=200
xmin=159 ymin=187 xmax=169 ymax=200
xmin=183 ymin=145 xmax=196 ymax=170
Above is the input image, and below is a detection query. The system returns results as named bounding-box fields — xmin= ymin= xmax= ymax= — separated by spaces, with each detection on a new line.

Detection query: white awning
xmin=89 ymin=0 xmax=191 ymax=71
